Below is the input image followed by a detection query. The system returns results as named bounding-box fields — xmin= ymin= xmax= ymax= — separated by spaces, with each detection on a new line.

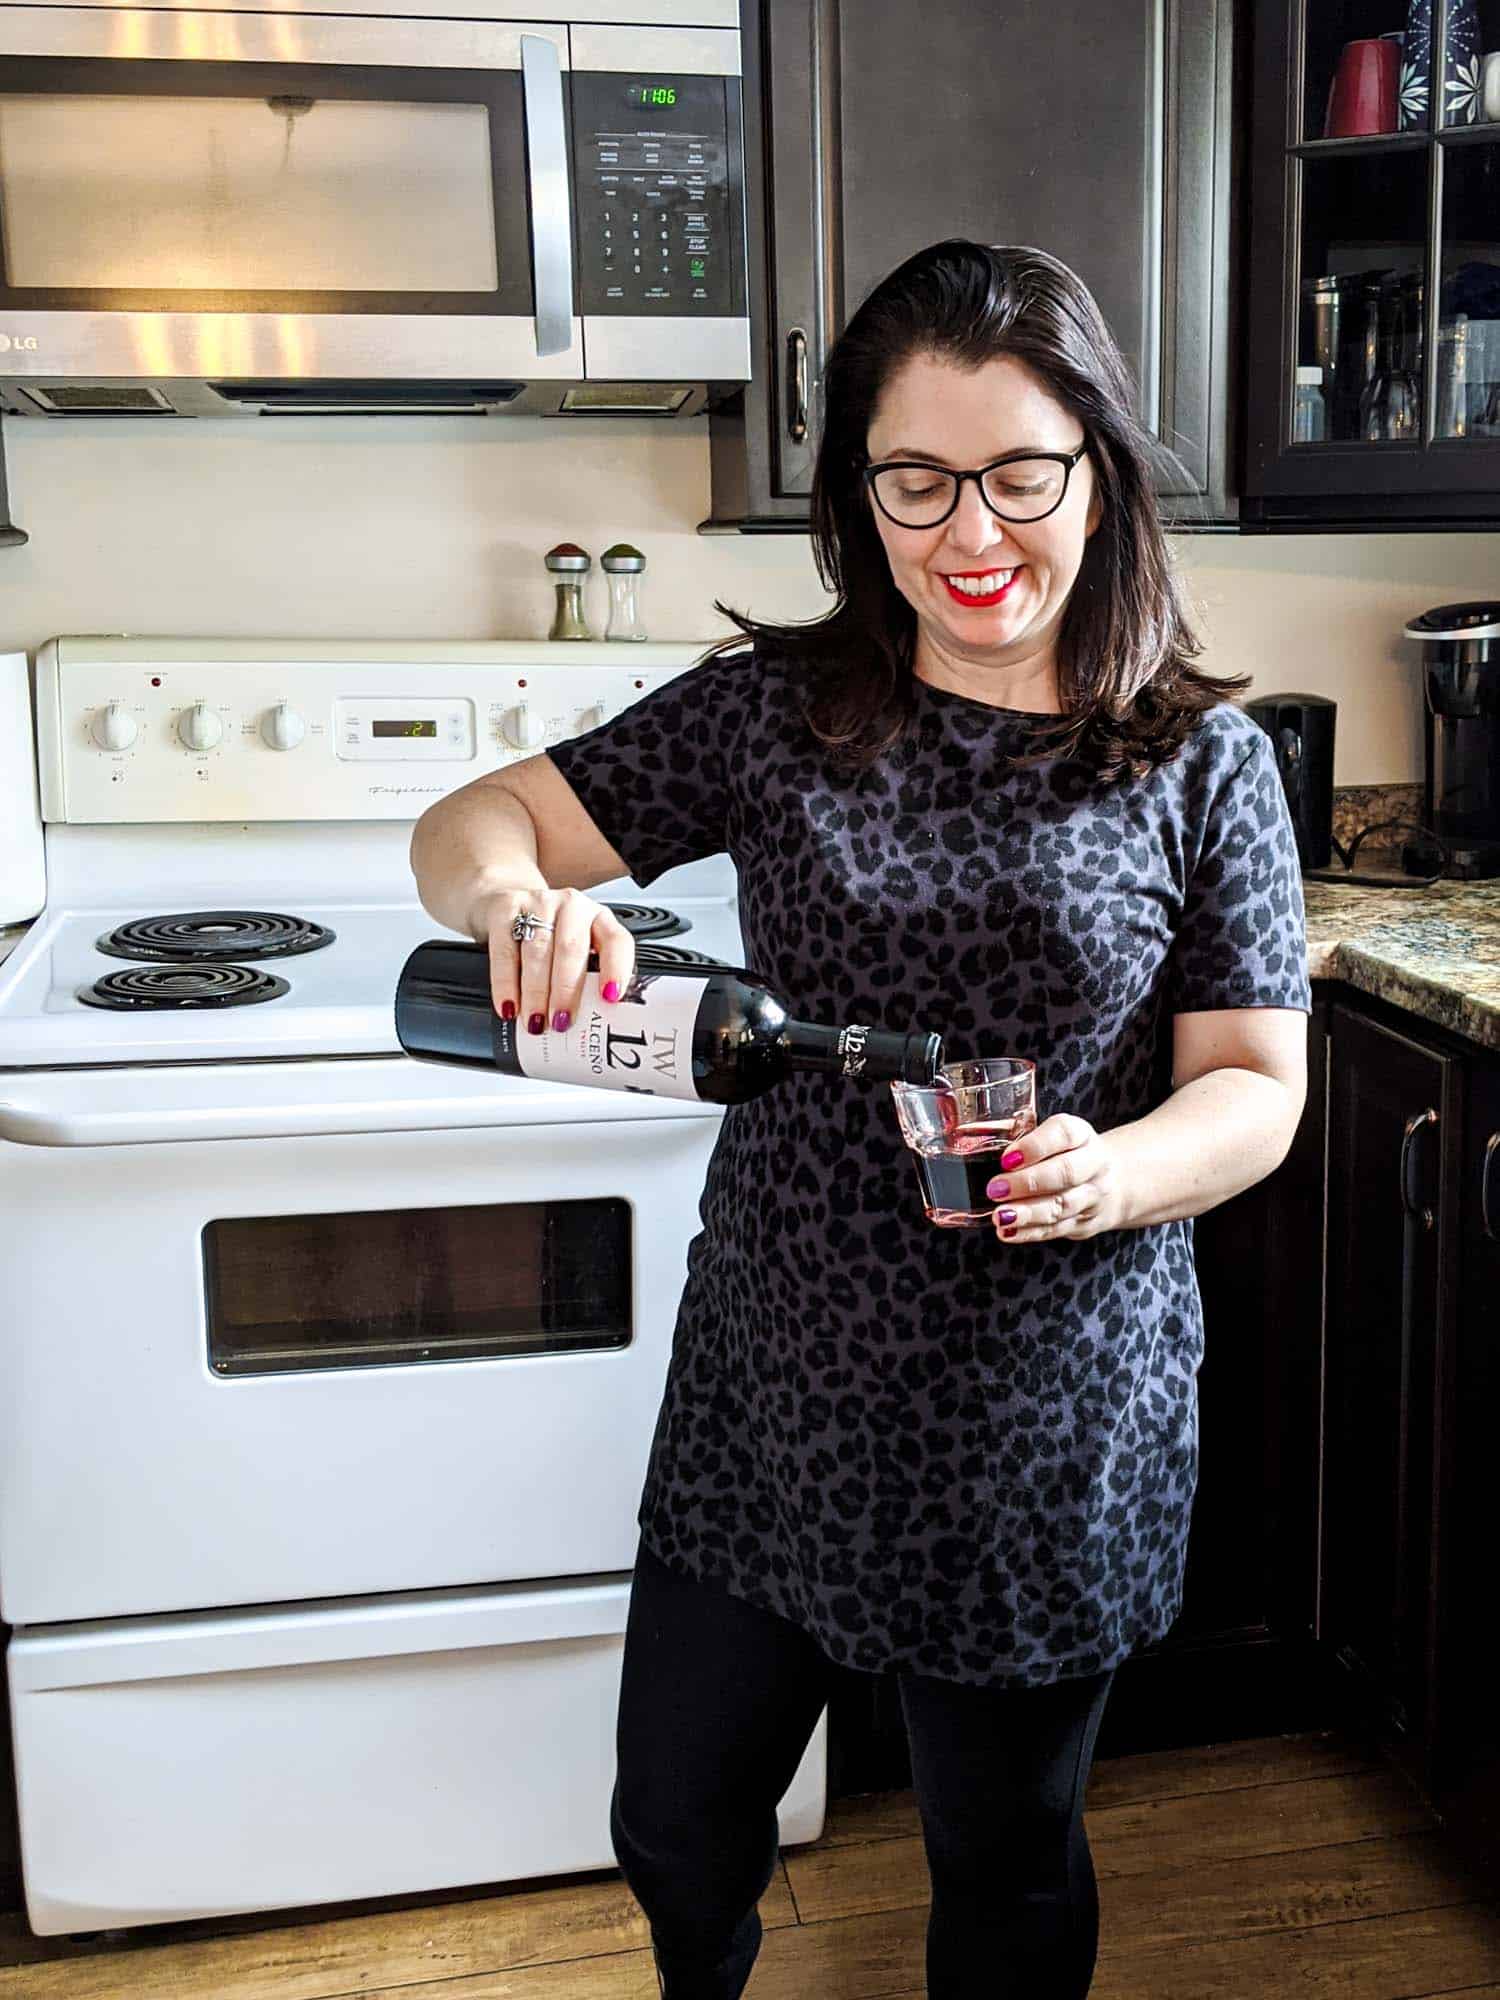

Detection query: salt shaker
xmin=545 ymin=542 xmax=593 ymax=641
xmin=601 ymin=543 xmax=648 ymax=642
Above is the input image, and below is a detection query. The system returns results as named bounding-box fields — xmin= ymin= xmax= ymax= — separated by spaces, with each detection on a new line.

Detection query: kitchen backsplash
xmin=2 ymin=413 xmax=1495 ymax=785
xmin=1332 ymin=784 xmax=1426 ymax=845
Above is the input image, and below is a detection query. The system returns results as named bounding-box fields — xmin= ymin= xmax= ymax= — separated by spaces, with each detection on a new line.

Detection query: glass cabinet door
xmin=1296 ymin=153 xmax=1428 ymax=446
xmin=1246 ymin=0 xmax=1500 ymax=518
xmin=1292 ymin=2 xmax=1431 ymax=455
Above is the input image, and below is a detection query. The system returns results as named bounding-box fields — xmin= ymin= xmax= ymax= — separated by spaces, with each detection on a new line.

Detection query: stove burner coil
xmin=601 ymin=903 xmax=689 ymax=941
xmin=79 ymin=964 xmax=291 ymax=1010
xmin=96 ymin=911 xmax=336 ymax=963
xmin=633 ymin=944 xmax=732 ymax=970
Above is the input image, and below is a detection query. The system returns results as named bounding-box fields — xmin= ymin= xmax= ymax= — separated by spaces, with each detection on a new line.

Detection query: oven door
xmin=0 ymin=11 xmax=581 ymax=405
xmin=0 ymin=1060 xmax=723 ymax=1623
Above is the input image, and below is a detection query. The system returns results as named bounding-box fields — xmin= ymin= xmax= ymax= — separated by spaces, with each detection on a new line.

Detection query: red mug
xmin=1324 ymin=37 xmax=1401 ymax=138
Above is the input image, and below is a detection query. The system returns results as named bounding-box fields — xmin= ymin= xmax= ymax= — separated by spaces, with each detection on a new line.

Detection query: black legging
xmin=610 ymin=1539 xmax=1116 ymax=2000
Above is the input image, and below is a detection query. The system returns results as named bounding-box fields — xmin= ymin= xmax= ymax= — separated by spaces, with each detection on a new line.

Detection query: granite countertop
xmin=1303 ymin=869 xmax=1500 ymax=1054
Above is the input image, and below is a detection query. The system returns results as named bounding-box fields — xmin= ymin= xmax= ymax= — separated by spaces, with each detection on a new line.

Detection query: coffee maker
xmin=1245 ymin=692 xmax=1337 ymax=870
xmin=1403 ymin=602 xmax=1500 ymax=879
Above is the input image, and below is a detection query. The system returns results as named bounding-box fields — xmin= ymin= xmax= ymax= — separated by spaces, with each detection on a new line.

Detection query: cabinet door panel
xmin=710 ymin=0 xmax=1236 ymax=525
xmin=1433 ymin=1054 xmax=1500 ymax=1861
xmin=764 ymin=0 xmax=820 ymax=498
xmin=837 ymin=0 xmax=1156 ymax=414
xmin=1323 ymin=1004 xmax=1457 ymax=1769
xmin=1183 ymin=1005 xmax=1327 ymax=1641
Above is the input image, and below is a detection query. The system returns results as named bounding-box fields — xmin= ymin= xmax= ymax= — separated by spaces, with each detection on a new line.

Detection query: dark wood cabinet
xmin=1099 ymin=995 xmax=1331 ymax=1758
xmin=827 ymin=1003 xmax=1331 ymax=1792
xmin=707 ymin=0 xmax=1239 ymax=531
xmin=1243 ymin=0 xmax=1500 ymax=527
xmin=1320 ymin=1000 xmax=1463 ymax=1791
xmin=1429 ymin=1049 xmax=1500 ymax=1869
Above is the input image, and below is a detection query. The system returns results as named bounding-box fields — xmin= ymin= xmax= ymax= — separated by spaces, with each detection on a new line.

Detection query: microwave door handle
xmin=520 ymin=34 xmax=574 ymax=359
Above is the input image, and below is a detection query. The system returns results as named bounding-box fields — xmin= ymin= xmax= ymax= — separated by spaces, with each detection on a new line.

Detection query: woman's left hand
xmin=986 ymin=1115 xmax=1126 ymax=1244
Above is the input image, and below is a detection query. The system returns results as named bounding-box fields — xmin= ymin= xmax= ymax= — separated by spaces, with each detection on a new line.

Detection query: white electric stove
xmin=0 ymin=637 xmax=825 ymax=1936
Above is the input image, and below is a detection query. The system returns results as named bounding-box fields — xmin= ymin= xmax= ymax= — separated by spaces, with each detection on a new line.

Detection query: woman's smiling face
xmin=864 ymin=350 xmax=1100 ymax=699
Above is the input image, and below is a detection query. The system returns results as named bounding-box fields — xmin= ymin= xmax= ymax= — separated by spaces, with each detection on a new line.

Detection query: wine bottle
xmin=395 ymin=941 xmax=944 ymax=1105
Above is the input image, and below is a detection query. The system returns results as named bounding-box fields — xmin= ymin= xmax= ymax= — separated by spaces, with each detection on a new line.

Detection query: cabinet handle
xmin=786 ymin=328 xmax=809 ymax=444
xmin=1484 ymin=1131 xmax=1500 ymax=1243
xmin=1400 ymin=1107 xmax=1438 ymax=1231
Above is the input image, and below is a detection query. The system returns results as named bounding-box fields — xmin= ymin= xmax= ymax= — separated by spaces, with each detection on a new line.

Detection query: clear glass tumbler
xmin=890 ymin=1056 xmax=1038 ymax=1228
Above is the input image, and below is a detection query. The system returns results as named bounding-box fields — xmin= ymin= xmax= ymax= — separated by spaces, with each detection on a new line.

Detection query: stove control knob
xmin=499 ymin=703 xmax=547 ymax=751
xmin=260 ymin=702 xmax=305 ymax=752
xmin=574 ymin=703 xmax=606 ymax=733
xmin=178 ymin=702 xmax=223 ymax=753
xmin=91 ymin=702 xmax=137 ymax=752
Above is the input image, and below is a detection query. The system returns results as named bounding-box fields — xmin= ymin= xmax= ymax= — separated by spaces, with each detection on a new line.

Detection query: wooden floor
xmin=3 ymin=1730 xmax=1499 ymax=1998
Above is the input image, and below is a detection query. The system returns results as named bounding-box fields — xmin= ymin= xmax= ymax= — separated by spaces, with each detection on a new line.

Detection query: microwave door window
xmin=0 ymin=92 xmax=500 ymax=292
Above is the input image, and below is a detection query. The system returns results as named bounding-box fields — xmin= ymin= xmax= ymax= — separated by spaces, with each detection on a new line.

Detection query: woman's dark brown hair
xmin=710 ymin=238 xmax=1246 ymax=782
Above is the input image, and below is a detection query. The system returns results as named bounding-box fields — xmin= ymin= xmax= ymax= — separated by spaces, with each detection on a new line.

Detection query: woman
xmin=409 ymin=240 xmax=1310 ymax=2000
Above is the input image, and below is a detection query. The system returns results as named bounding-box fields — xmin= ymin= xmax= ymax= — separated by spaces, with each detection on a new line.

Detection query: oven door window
xmin=0 ymin=58 xmax=535 ymax=315
xmin=203 ymin=1200 xmax=630 ymax=1377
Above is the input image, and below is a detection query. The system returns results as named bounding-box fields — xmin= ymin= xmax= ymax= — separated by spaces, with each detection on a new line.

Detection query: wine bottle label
xmin=492 ymin=969 xmax=705 ymax=1100
xmin=838 ymin=1023 xmax=870 ymax=1076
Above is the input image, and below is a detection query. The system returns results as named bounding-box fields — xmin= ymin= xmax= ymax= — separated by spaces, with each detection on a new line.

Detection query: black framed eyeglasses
xmin=862 ymin=442 xmax=1089 ymax=529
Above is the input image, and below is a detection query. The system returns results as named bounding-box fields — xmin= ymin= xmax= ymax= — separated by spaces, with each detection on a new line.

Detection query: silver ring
xmin=510 ymin=911 xmax=555 ymax=946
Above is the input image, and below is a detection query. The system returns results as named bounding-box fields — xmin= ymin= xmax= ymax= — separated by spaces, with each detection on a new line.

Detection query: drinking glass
xmin=1359 ymin=281 xmax=1420 ymax=441
xmin=890 ymin=1057 xmax=1038 ymax=1228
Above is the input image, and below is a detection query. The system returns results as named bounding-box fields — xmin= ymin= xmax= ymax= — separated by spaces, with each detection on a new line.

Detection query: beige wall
xmin=4 ymin=411 xmax=1495 ymax=784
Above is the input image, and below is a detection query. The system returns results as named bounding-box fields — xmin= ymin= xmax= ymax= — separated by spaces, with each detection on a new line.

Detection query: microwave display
xmin=571 ymin=73 xmax=736 ymax=318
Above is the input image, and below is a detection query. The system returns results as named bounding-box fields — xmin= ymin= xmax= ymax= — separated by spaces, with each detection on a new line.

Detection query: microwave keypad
xmin=572 ymin=75 xmax=736 ymax=317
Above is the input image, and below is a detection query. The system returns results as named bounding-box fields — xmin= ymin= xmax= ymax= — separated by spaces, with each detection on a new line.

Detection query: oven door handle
xmin=521 ymin=32 xmax=575 ymax=359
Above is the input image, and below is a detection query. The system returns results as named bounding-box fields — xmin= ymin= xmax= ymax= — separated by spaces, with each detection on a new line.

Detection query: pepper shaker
xmin=545 ymin=542 xmax=593 ymax=641
xmin=601 ymin=543 xmax=648 ymax=642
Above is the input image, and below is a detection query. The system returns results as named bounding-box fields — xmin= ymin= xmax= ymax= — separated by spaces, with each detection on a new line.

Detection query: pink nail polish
xmin=527 ymin=1012 xmax=545 ymax=1036
xmin=997 ymin=1208 xmax=1018 ymax=1226
xmin=1001 ymin=1149 xmax=1026 ymax=1171
xmin=552 ymin=1009 xmax=571 ymax=1033
xmin=602 ymin=979 xmax=621 ymax=1003
xmin=500 ymin=999 xmax=517 ymax=1022
xmin=986 ymin=1179 xmax=1011 ymax=1200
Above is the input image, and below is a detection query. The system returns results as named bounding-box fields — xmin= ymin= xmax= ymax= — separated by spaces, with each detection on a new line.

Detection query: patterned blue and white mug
xmin=1445 ymin=0 xmax=1483 ymax=123
xmin=1406 ymin=0 xmax=1484 ymax=125
xmin=1401 ymin=0 xmax=1433 ymax=128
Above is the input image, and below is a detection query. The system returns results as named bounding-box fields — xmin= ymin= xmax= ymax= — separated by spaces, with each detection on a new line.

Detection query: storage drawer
xmin=9 ymin=1574 xmax=827 ymax=1933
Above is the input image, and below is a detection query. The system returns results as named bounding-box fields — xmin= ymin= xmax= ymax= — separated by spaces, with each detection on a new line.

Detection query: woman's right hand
xmin=468 ymin=884 xmax=637 ymax=1036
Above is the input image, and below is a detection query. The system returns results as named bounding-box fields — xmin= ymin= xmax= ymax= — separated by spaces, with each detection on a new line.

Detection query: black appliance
xmin=1245 ymin=692 xmax=1336 ymax=871
xmin=1404 ymin=603 xmax=1500 ymax=880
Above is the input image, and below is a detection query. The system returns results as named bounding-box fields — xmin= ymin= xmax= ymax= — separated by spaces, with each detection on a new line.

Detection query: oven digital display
xmin=334 ymin=696 xmax=473 ymax=762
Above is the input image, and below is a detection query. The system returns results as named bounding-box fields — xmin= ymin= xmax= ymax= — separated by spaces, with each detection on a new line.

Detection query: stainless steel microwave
xmin=0 ymin=2 xmax=749 ymax=415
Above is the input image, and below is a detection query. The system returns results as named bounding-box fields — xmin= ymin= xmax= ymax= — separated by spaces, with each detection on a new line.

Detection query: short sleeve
xmin=545 ymin=645 xmax=752 ymax=887
xmin=1166 ymin=722 xmax=1312 ymax=1015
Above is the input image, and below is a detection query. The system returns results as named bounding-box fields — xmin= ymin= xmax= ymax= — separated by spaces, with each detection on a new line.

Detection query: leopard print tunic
xmin=547 ymin=645 xmax=1310 ymax=1687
